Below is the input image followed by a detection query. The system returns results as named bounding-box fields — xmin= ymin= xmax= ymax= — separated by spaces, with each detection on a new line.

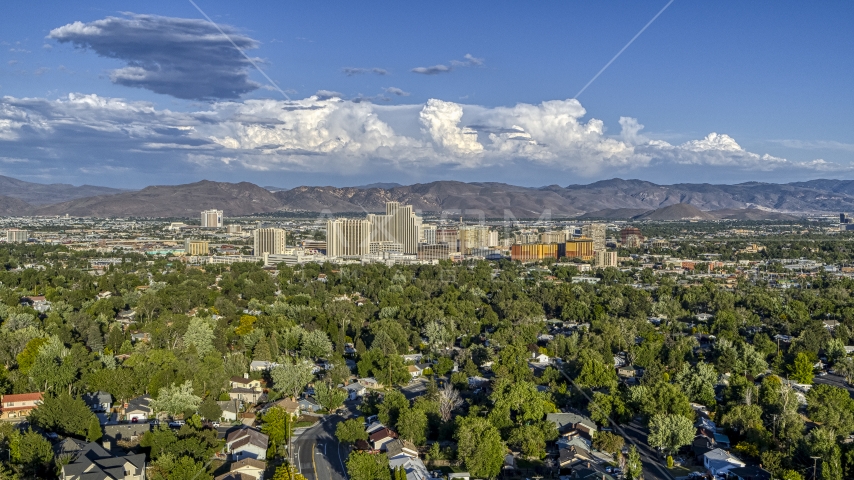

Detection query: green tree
xmin=149 ymin=452 xmax=212 ymax=480
xmin=808 ymin=427 xmax=843 ymax=480
xmin=301 ymin=330 xmax=333 ymax=359
xmin=593 ymin=431 xmax=625 ymax=457
xmin=314 ymin=382 xmax=347 ymax=413
xmin=271 ymin=359 xmax=315 ymax=399
xmin=378 ymin=390 xmax=409 ymax=429
xmin=806 ymin=384 xmax=854 ymax=435
xmin=456 ymin=416 xmax=506 ymax=479
xmin=17 ymin=429 xmax=53 ymax=477
xmin=789 ymin=352 xmax=815 ymax=384
xmin=648 ymin=413 xmax=694 ymax=455
xmin=198 ymin=396 xmax=223 ymax=421
xmin=272 ymin=463 xmax=308 ymax=480
xmin=336 ymin=418 xmax=369 ymax=444
xmin=183 ymin=317 xmax=215 ymax=356
xmin=673 ymin=362 xmax=717 ymax=407
xmin=262 ymin=407 xmax=294 ymax=456
xmin=28 ymin=392 xmax=97 ymax=438
xmin=86 ymin=415 xmax=103 ymax=442
xmin=625 ymin=445 xmax=643 ymax=480
xmin=346 ymin=451 xmax=391 ymax=480
xmin=398 ymin=407 xmax=428 ymax=445
xmin=151 ymin=380 xmax=202 ymax=417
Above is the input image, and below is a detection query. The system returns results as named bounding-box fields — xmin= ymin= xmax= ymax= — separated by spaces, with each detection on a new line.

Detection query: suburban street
xmin=815 ymin=373 xmax=854 ymax=397
xmin=620 ymin=421 xmax=674 ymax=480
xmin=292 ymin=404 xmax=358 ymax=480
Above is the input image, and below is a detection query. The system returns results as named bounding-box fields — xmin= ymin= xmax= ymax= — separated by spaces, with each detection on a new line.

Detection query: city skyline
xmin=1 ymin=1 xmax=852 ymax=188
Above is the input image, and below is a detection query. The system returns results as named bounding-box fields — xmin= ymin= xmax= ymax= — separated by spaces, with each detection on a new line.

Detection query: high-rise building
xmin=488 ymin=231 xmax=499 ymax=247
xmin=367 ymin=202 xmax=422 ymax=254
xmin=6 ymin=229 xmax=28 ymax=243
xmin=595 ymin=250 xmax=618 ymax=268
xmin=201 ymin=209 xmax=223 ymax=228
xmin=184 ymin=239 xmax=210 ymax=256
xmin=459 ymin=225 xmax=493 ymax=254
xmin=326 ymin=219 xmax=371 ymax=257
xmin=254 ymin=228 xmax=287 ymax=255
xmin=582 ymin=224 xmax=607 ymax=252
xmin=511 ymin=243 xmax=559 ymax=262
xmin=436 ymin=228 xmax=460 ymax=252
xmin=514 ymin=231 xmax=540 ymax=244
xmin=561 ymin=238 xmax=594 ymax=261
xmin=417 ymin=243 xmax=451 ymax=261
xmin=370 ymin=241 xmax=404 ymax=255
xmin=539 ymin=231 xmax=567 ymax=244
xmin=420 ymin=225 xmax=437 ymax=245
xmin=227 ymin=225 xmax=242 ymax=234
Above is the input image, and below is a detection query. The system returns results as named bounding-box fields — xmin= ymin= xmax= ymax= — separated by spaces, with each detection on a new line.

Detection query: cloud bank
xmin=49 ymin=14 xmax=261 ymax=100
xmin=0 ymin=93 xmax=843 ymax=182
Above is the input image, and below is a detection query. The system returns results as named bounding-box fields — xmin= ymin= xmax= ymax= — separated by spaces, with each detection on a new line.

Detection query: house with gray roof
xmin=546 ymin=412 xmax=597 ymax=438
xmin=60 ymin=442 xmax=146 ymax=480
xmin=226 ymin=427 xmax=269 ymax=461
xmin=83 ymin=391 xmax=113 ymax=413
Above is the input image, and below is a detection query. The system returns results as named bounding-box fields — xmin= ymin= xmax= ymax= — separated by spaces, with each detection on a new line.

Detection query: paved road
xmin=621 ymin=421 xmax=674 ymax=480
xmin=815 ymin=373 xmax=854 ymax=397
xmin=293 ymin=404 xmax=358 ymax=480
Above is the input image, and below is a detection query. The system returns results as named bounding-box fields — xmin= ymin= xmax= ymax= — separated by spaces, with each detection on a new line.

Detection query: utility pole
xmin=811 ymin=456 xmax=821 ymax=480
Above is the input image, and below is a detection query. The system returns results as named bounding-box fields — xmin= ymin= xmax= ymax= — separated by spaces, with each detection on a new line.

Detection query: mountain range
xmin=1 ymin=174 xmax=853 ymax=219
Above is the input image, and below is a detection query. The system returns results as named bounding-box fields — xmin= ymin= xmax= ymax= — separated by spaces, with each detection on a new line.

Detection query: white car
xmin=168 ymin=420 xmax=185 ymax=428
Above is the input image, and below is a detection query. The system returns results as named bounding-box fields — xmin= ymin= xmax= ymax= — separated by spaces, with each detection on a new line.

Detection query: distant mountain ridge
xmin=0 ymin=175 xmax=123 ymax=205
xmin=1 ymin=176 xmax=854 ymax=218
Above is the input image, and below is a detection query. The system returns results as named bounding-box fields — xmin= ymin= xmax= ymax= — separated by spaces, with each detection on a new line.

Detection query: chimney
xmin=101 ymin=439 xmax=111 ymax=451
xmin=244 ymin=373 xmax=249 ymax=379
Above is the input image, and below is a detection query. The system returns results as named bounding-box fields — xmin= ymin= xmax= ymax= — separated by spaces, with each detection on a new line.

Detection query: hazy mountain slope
xmin=34 ymin=181 xmax=282 ymax=218
xmin=0 ymin=175 xmax=123 ymax=205
xmin=634 ymin=204 xmax=716 ymax=220
xmin=0 ymin=195 xmax=33 ymax=216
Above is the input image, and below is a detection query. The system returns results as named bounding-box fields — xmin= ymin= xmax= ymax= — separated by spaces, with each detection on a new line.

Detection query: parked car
xmin=211 ymin=421 xmax=220 ymax=427
xmin=168 ymin=420 xmax=185 ymax=428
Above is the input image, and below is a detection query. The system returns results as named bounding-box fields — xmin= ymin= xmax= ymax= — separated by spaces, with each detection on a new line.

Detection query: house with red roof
xmin=1 ymin=392 xmax=43 ymax=420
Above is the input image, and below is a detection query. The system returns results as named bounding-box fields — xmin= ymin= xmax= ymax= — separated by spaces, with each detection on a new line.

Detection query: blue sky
xmin=1 ymin=0 xmax=852 ymax=188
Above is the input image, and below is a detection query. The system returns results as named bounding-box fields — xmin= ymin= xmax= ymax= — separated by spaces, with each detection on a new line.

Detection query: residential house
xmin=216 ymin=458 xmax=266 ymax=480
xmin=702 ymin=448 xmax=746 ymax=476
xmin=249 ymin=360 xmax=279 ymax=372
xmin=21 ymin=295 xmax=51 ymax=313
xmin=402 ymin=354 xmax=423 ymax=363
xmin=359 ymin=377 xmax=380 ymax=389
xmin=270 ymin=397 xmax=300 ymax=416
xmin=130 ymin=332 xmax=150 ymax=343
xmin=546 ymin=412 xmax=597 ymax=438
xmin=83 ymin=391 xmax=113 ymax=413
xmin=365 ymin=422 xmax=386 ymax=435
xmin=218 ymin=400 xmax=240 ymax=422
xmin=0 ymin=392 xmax=43 ymax=420
xmin=344 ymin=382 xmax=367 ymax=400
xmin=386 ymin=439 xmax=432 ymax=480
xmin=531 ymin=352 xmax=551 ymax=364
xmin=467 ymin=376 xmax=490 ymax=389
xmin=730 ymin=466 xmax=772 ymax=480
xmin=124 ymin=395 xmax=153 ymax=422
xmin=369 ymin=427 xmax=398 ymax=451
xmin=298 ymin=397 xmax=322 ymax=413
xmin=229 ymin=375 xmax=264 ymax=404
xmin=103 ymin=423 xmax=152 ymax=448
xmin=60 ymin=442 xmax=146 ymax=480
xmin=226 ymin=427 xmax=269 ymax=461
xmin=407 ymin=364 xmax=423 ymax=378
xmin=53 ymin=437 xmax=87 ymax=461
xmin=573 ymin=467 xmax=616 ymax=480
xmin=617 ymin=365 xmax=638 ymax=379
xmin=558 ymin=442 xmax=597 ymax=469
